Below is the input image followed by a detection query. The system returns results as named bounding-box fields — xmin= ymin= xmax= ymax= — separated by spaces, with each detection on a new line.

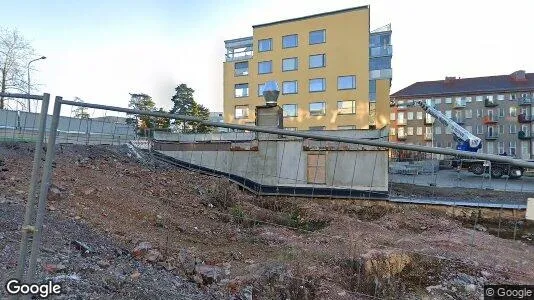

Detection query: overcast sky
xmin=3 ymin=0 xmax=534 ymax=113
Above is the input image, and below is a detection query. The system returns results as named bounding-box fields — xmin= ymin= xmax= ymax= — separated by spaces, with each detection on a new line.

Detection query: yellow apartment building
xmin=223 ymin=5 xmax=392 ymax=130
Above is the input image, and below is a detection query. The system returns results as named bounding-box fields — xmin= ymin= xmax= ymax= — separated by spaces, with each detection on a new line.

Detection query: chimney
xmin=511 ymin=70 xmax=526 ymax=81
xmin=444 ymin=76 xmax=457 ymax=83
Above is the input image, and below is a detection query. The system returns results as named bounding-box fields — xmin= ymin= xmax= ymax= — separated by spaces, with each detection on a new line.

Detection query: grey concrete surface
xmin=390 ymin=169 xmax=534 ymax=193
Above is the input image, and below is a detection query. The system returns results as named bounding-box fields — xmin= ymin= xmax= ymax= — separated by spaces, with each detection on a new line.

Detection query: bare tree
xmin=0 ymin=27 xmax=35 ymax=109
xmin=73 ymin=97 xmax=90 ymax=119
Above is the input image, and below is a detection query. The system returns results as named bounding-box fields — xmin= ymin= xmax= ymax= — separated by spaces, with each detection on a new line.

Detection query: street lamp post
xmin=27 ymin=56 xmax=46 ymax=112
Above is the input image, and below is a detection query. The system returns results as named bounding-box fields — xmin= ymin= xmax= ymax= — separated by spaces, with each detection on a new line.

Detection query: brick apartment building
xmin=390 ymin=71 xmax=534 ymax=159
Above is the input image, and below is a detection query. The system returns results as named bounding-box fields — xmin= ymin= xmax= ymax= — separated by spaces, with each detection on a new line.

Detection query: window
xmin=435 ymin=126 xmax=442 ymax=135
xmin=390 ymin=112 xmax=396 ymax=121
xmin=476 ymin=96 xmax=483 ymax=102
xmin=416 ymin=127 xmax=423 ymax=135
xmin=309 ymin=54 xmax=326 ymax=68
xmin=390 ymin=127 xmax=396 ymax=136
xmin=234 ymin=83 xmax=249 ymax=97
xmin=235 ymin=105 xmax=249 ymax=119
xmin=282 ymin=81 xmax=298 ymax=94
xmin=425 ymin=127 xmax=432 ymax=135
xmin=369 ymin=80 xmax=377 ymax=102
xmin=407 ymin=127 xmax=414 ymax=135
xmin=498 ymin=142 xmax=504 ymax=154
xmin=509 ymin=141 xmax=517 ymax=156
xmin=338 ymin=75 xmax=356 ymax=90
xmin=445 ymin=127 xmax=452 ymax=134
xmin=498 ymin=125 xmax=504 ymax=134
xmin=465 ymin=109 xmax=472 ymax=118
xmin=476 ymin=125 xmax=483 ymax=134
xmin=510 ymin=93 xmax=517 ymax=100
xmin=282 ymin=34 xmax=298 ymax=48
xmin=465 ymin=125 xmax=473 ymax=133
xmin=445 ymin=110 xmax=452 ymax=118
xmin=476 ymin=109 xmax=482 ymax=118
xmin=434 ymin=98 xmax=442 ymax=104
xmin=282 ymin=104 xmax=298 ymax=117
xmin=466 ymin=96 xmax=472 ymax=103
xmin=498 ymin=108 xmax=505 ymax=118
xmin=258 ymin=61 xmax=272 ymax=74
xmin=258 ymin=38 xmax=272 ymax=52
xmin=497 ymin=94 xmax=505 ymax=101
xmin=282 ymin=57 xmax=298 ymax=71
xmin=309 ymin=78 xmax=326 ymax=92
xmin=309 ymin=126 xmax=325 ymax=131
xmin=486 ymin=141 xmax=494 ymax=154
xmin=309 ymin=102 xmax=326 ymax=116
xmin=337 ymin=100 xmax=356 ymax=114
xmin=397 ymin=112 xmax=405 ymax=122
xmin=416 ymin=112 xmax=423 ymax=120
xmin=338 ymin=125 xmax=356 ymax=130
xmin=445 ymin=97 xmax=452 ymax=104
xmin=510 ymin=124 xmax=517 ymax=134
xmin=510 ymin=107 xmax=517 ymax=117
xmin=486 ymin=95 xmax=494 ymax=101
xmin=521 ymin=124 xmax=530 ymax=135
xmin=309 ymin=29 xmax=325 ymax=44
xmin=234 ymin=61 xmax=248 ymax=76
xmin=257 ymin=83 xmax=265 ymax=97
xmin=407 ymin=112 xmax=414 ymax=120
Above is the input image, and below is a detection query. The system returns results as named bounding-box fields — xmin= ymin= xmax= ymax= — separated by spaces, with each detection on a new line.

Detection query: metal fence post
xmin=14 ymin=93 xmax=50 ymax=281
xmin=24 ymin=97 xmax=62 ymax=287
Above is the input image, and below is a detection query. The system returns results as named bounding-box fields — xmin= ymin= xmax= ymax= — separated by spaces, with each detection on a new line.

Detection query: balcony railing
xmin=397 ymin=119 xmax=407 ymax=125
xmin=483 ymin=116 xmax=498 ymax=124
xmin=518 ymin=97 xmax=533 ymax=106
xmin=453 ymin=99 xmax=466 ymax=108
xmin=484 ymin=99 xmax=498 ymax=107
xmin=369 ymin=68 xmax=392 ymax=80
xmin=518 ymin=113 xmax=532 ymax=123
xmin=369 ymin=45 xmax=393 ymax=57
xmin=485 ymin=133 xmax=499 ymax=140
xmin=518 ymin=131 xmax=532 ymax=140
xmin=424 ymin=133 xmax=433 ymax=141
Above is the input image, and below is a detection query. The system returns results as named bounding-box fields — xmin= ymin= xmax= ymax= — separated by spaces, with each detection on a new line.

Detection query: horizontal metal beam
xmin=0 ymin=92 xmax=45 ymax=100
xmin=58 ymin=99 xmax=534 ymax=169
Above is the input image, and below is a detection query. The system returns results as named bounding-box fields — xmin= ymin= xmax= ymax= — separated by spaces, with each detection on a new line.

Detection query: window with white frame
xmin=498 ymin=142 xmax=504 ymax=154
xmin=234 ymin=83 xmax=249 ymax=97
xmin=390 ymin=112 xmax=396 ymax=121
xmin=445 ymin=110 xmax=452 ymax=118
xmin=476 ymin=95 xmax=483 ymax=102
xmin=407 ymin=112 xmax=414 ymax=120
xmin=445 ymin=127 xmax=452 ymax=134
xmin=497 ymin=94 xmax=505 ymax=101
xmin=416 ymin=112 xmax=423 ymax=120
xmin=282 ymin=104 xmax=298 ymax=117
xmin=235 ymin=105 xmax=249 ymax=119
xmin=510 ymin=124 xmax=517 ymax=134
xmin=445 ymin=97 xmax=452 ymax=104
xmin=510 ymin=106 xmax=517 ymax=117
xmin=435 ymin=126 xmax=442 ymax=134
xmin=282 ymin=81 xmax=298 ymax=94
xmin=476 ymin=125 xmax=483 ymax=134
xmin=407 ymin=127 xmax=414 ymax=135
xmin=509 ymin=141 xmax=517 ymax=156
xmin=434 ymin=98 xmax=442 ymax=104
xmin=466 ymin=96 xmax=472 ymax=103
xmin=476 ymin=109 xmax=482 ymax=118
xmin=486 ymin=95 xmax=494 ymax=101
xmin=498 ymin=108 xmax=505 ymax=118
xmin=416 ymin=127 xmax=423 ymax=135
xmin=486 ymin=141 xmax=494 ymax=154
xmin=465 ymin=109 xmax=472 ymax=118
xmin=498 ymin=125 xmax=504 ymax=134
xmin=465 ymin=125 xmax=473 ymax=133
xmin=390 ymin=127 xmax=396 ymax=136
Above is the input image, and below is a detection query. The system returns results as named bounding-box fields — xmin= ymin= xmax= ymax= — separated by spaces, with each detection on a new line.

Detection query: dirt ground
xmin=1 ymin=142 xmax=534 ymax=299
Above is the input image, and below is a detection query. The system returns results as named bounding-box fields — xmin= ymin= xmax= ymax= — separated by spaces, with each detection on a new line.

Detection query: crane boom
xmin=415 ymin=100 xmax=482 ymax=152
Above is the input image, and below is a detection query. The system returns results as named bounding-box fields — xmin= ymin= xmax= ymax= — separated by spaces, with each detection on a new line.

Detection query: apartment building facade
xmin=390 ymin=71 xmax=534 ymax=159
xmin=223 ymin=6 xmax=392 ymax=131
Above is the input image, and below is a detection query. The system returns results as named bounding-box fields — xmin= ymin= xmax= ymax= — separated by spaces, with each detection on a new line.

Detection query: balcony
xmin=397 ymin=133 xmax=407 ymax=140
xmin=370 ymin=45 xmax=393 ymax=58
xmin=484 ymin=99 xmax=498 ymax=107
xmin=396 ymin=119 xmax=407 ymax=125
xmin=453 ymin=99 xmax=466 ymax=109
xmin=483 ymin=116 xmax=498 ymax=124
xmin=369 ymin=68 xmax=392 ymax=80
xmin=424 ymin=133 xmax=433 ymax=141
xmin=225 ymin=36 xmax=253 ymax=62
xmin=452 ymin=116 xmax=465 ymax=124
xmin=518 ymin=97 xmax=533 ymax=106
xmin=518 ymin=131 xmax=532 ymax=140
xmin=518 ymin=113 xmax=532 ymax=123
xmin=485 ymin=133 xmax=499 ymax=140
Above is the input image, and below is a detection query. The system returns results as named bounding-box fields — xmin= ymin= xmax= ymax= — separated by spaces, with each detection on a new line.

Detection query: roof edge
xmin=252 ymin=5 xmax=369 ymax=29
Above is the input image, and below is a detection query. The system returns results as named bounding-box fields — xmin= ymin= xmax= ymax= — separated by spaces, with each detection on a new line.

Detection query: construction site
xmin=0 ymin=91 xmax=533 ymax=300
